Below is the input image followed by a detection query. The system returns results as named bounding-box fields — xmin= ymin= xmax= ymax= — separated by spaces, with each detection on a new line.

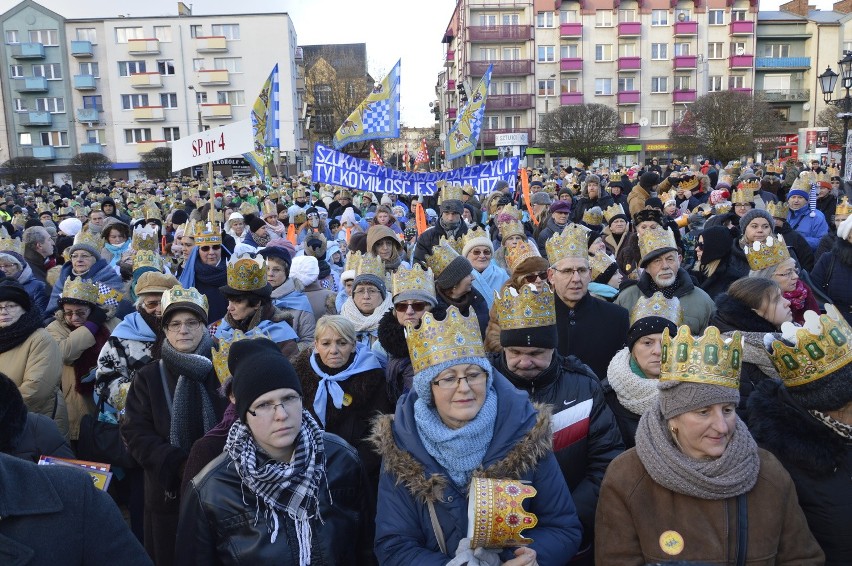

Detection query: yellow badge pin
xmin=659 ymin=530 xmax=684 ymax=556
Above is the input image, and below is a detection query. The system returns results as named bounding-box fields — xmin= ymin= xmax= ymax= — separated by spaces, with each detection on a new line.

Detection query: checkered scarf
xmin=225 ymin=411 xmax=327 ymax=565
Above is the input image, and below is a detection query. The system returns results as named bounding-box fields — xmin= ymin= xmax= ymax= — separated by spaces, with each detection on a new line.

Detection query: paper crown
xmin=744 ymin=234 xmax=790 ymax=271
xmin=405 ymin=306 xmax=484 ymax=374
xmin=765 ymin=200 xmax=789 ymax=220
xmin=344 ymin=250 xmax=364 ymax=273
xmin=815 ymin=172 xmax=832 ymax=188
xmin=660 ymin=325 xmax=743 ymax=389
xmin=467 ymin=478 xmax=538 ymax=549
xmin=737 ymin=178 xmax=760 ymax=192
xmin=546 ymin=224 xmax=589 ymax=265
xmin=73 ymin=229 xmax=103 ymax=251
xmin=132 ymin=225 xmax=159 ymax=252
xmin=827 ymin=166 xmax=840 ymax=178
xmin=355 ymin=253 xmax=385 ymax=279
xmin=497 ymin=217 xmax=525 ymax=241
xmin=261 ymin=199 xmax=277 ymax=217
xmin=142 ymin=202 xmax=162 ymax=222
xmin=714 ymin=202 xmax=732 ymax=215
xmin=630 ymin=292 xmax=683 ymax=325
xmin=492 ymin=285 xmax=556 ymax=332
xmin=425 ymin=238 xmax=461 ymax=278
xmin=638 ymin=226 xmax=677 ymax=263
xmin=589 ymin=251 xmax=616 ymax=281
xmin=226 ymin=254 xmax=268 ymax=291
xmin=731 ymin=188 xmax=755 ymax=205
xmin=239 ymin=202 xmax=259 ymax=217
xmin=581 ymin=207 xmax=603 ymax=226
xmin=194 ymin=222 xmax=222 ymax=246
xmin=439 ymin=183 xmax=464 ymax=204
xmin=767 ymin=304 xmax=852 ymax=387
xmin=764 ymin=163 xmax=784 ymax=175
xmin=603 ymin=203 xmax=626 ymax=224
xmin=460 ymin=226 xmax=490 ymax=252
xmin=161 ymin=285 xmax=209 ymax=316
xmin=836 ymin=196 xmax=851 ymax=217
xmin=60 ymin=278 xmax=99 ymax=305
xmin=211 ymin=329 xmax=268 ymax=384
xmin=790 ymin=174 xmax=812 ymax=194
xmin=391 ymin=263 xmax=435 ymax=299
xmin=505 ymin=240 xmax=540 ymax=274
xmin=0 ymin=234 xmax=23 ymax=255
xmin=183 ymin=220 xmax=205 ymax=239
xmin=675 ymin=176 xmax=698 ymax=192
xmin=500 ymin=204 xmax=523 ymax=222
xmin=133 ymin=250 xmax=163 ymax=272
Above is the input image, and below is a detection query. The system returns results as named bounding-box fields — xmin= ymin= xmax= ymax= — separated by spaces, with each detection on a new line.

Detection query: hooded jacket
xmin=46 ymin=259 xmax=125 ymax=320
xmin=16 ymin=262 xmax=48 ymax=315
xmin=787 ymin=206 xmax=828 ymax=250
xmin=810 ymin=235 xmax=852 ymax=324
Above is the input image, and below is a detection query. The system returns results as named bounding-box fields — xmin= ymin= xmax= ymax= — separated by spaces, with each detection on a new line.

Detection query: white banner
xmin=845 ymin=130 xmax=852 ymax=180
xmin=171 ymin=119 xmax=254 ymax=172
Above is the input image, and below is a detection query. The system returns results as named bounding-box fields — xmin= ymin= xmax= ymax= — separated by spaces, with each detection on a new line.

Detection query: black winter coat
xmin=7 ymin=412 xmax=74 ymax=463
xmin=598 ymin=385 xmax=641 ymax=449
xmin=412 ymin=222 xmax=468 ymax=265
xmin=777 ymin=221 xmax=815 ymax=271
xmin=694 ymin=259 xmax=744 ymax=300
xmin=555 ymin=292 xmax=629 ymax=381
xmin=572 ymin=193 xmax=615 ymax=224
xmin=810 ymin=236 xmax=852 ymax=324
xmin=536 ymin=217 xmax=568 ymax=257
xmin=435 ymin=288 xmax=489 ymax=339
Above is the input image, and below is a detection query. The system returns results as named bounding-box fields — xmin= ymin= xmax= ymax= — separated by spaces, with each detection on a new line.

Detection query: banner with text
xmin=312 ymin=143 xmax=518 ymax=195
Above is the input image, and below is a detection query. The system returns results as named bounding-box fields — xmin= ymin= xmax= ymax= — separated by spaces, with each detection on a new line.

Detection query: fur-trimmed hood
xmin=377 ymin=309 xmax=409 ymax=359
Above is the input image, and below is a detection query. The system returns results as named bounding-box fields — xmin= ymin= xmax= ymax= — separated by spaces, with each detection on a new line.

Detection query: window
xmin=537 ymin=45 xmax=555 ymax=62
xmin=502 ymin=81 xmax=521 ymax=95
xmin=674 ymin=9 xmax=691 ymax=22
xmin=41 ymin=131 xmax=68 ymax=147
xmin=79 ymin=62 xmax=99 ymax=77
xmin=538 ymin=79 xmax=556 ymax=96
xmin=505 ymin=115 xmax=521 ymax=129
xmin=536 ymin=12 xmax=555 ymax=27
xmin=675 ymin=107 xmax=688 ymax=122
xmin=595 ymin=10 xmax=613 ymax=27
xmin=157 ymin=59 xmax=176 ymax=75
xmin=479 ymin=48 xmax=497 ymax=61
xmin=560 ymin=10 xmax=578 ymax=23
xmin=619 ymin=43 xmax=637 ymax=57
xmin=13 ymin=99 xmax=26 ymax=112
xmin=618 ymin=76 xmax=635 ymax=92
xmin=163 ymin=127 xmax=180 ymax=141
xmin=595 ymin=44 xmax=613 ymax=62
xmin=36 ymin=97 xmax=64 ymax=113
xmin=29 ymin=30 xmax=58 ymax=45
xmin=651 ymin=43 xmax=668 ymax=60
xmin=85 ymin=129 xmax=104 ymax=144
xmin=160 ymin=93 xmax=178 ymax=108
xmin=76 ymin=28 xmax=97 ymax=43
xmin=484 ymin=116 xmax=499 ymax=129
xmin=5 ymin=30 xmax=18 ymax=44
xmin=761 ymin=44 xmax=790 ymax=58
xmin=479 ymin=14 xmax=497 ymax=27
xmin=83 ymin=96 xmax=103 ymax=111
xmin=674 ymin=76 xmax=691 ymax=90
xmin=651 ymin=110 xmax=667 ymax=126
xmin=211 ymin=24 xmax=240 ymax=40
xmin=708 ymin=75 xmax=723 ymax=92
xmin=213 ymin=57 xmax=242 ymax=73
xmin=731 ymin=42 xmax=747 ymax=56
xmin=9 ymin=64 xmax=23 ymax=78
xmin=708 ymin=43 xmax=724 ymax=59
xmin=124 ymin=128 xmax=152 ymax=143
xmin=651 ymin=10 xmax=668 ymax=26
xmin=192 ymin=58 xmax=205 ymax=71
xmin=729 ymin=75 xmax=745 ymax=89
xmin=121 ymin=94 xmax=149 ymax=110
xmin=618 ymin=9 xmax=636 ymax=22
xmin=153 ymin=26 xmax=172 ymax=42
xmin=708 ymin=10 xmax=724 ymax=25
xmin=561 ymin=77 xmax=579 ymax=93
xmin=115 ymin=27 xmax=144 ymax=43
xmin=731 ymin=10 xmax=747 ymax=21
xmin=595 ymin=78 xmax=612 ymax=95
xmin=32 ymin=63 xmax=62 ymax=80
xmin=314 ymin=85 xmax=331 ymax=105
xmin=118 ymin=60 xmax=146 ymax=76
xmin=217 ymin=90 xmax=245 ymax=105
xmin=620 ymin=110 xmax=635 ymax=124
xmin=651 ymin=76 xmax=668 ymax=93
xmin=561 ymin=44 xmax=579 ymax=58
xmin=502 ymin=14 xmax=520 ymax=25
xmin=19 ymin=133 xmax=31 ymax=145
xmin=674 ymin=42 xmax=690 ymax=56
xmin=190 ymin=25 xmax=203 ymax=38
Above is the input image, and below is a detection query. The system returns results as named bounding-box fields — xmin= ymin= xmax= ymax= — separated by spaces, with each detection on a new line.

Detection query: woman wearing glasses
xmin=176 ymin=337 xmax=372 ymax=564
xmin=463 ymin=227 xmax=508 ymax=312
xmin=123 ymin=286 xmax=227 ymax=566
xmin=339 ymin=261 xmax=393 ymax=348
xmin=747 ymin=235 xmax=818 ymax=325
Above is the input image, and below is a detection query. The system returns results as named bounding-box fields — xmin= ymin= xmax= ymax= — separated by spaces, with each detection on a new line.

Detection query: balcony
xmin=618 ymin=57 xmax=641 ymax=71
xmin=756 ymin=89 xmax=810 ymax=102
xmin=468 ymin=59 xmax=533 ymax=76
xmin=673 ymin=55 xmax=697 ymax=70
xmin=617 ymin=91 xmax=640 ymax=104
xmin=674 ymin=21 xmax=698 ymax=36
xmin=620 ymin=123 xmax=640 ymax=138
xmin=11 ymin=42 xmax=45 ymax=59
xmin=73 ymin=74 xmax=97 ymax=90
xmin=128 ymin=38 xmax=160 ymax=55
xmin=198 ymin=69 xmax=230 ymax=86
xmin=561 ymin=92 xmax=583 ymax=105
xmin=731 ymin=87 xmax=753 ymax=95
xmin=133 ymin=106 xmax=165 ymax=121
xmin=560 ymin=57 xmax=583 ymax=71
xmin=201 ymin=103 xmax=232 ymax=120
xmin=16 ymin=77 xmax=48 ymax=92
xmin=26 ymin=146 xmax=56 ymax=160
xmin=195 ymin=36 xmax=228 ymax=52
xmin=468 ymin=25 xmax=533 ymax=42
xmin=21 ymin=111 xmax=51 ymax=126
xmin=80 ymin=143 xmax=103 ymax=154
xmin=618 ymin=22 xmax=641 ymax=37
xmin=729 ymin=55 xmax=754 ymax=68
xmin=446 ymin=107 xmax=457 ymax=120
xmin=76 ymin=108 xmax=100 ymax=123
xmin=488 ymin=94 xmax=534 ymax=110
xmin=730 ymin=21 xmax=755 ymax=35
xmin=755 ymin=57 xmax=810 ymax=70
xmin=673 ymin=89 xmax=697 ymax=103
xmin=130 ymin=72 xmax=163 ymax=88
xmin=296 ymin=76 xmax=305 ymax=91
xmin=481 ymin=128 xmax=535 ymax=145
xmin=560 ymin=23 xmax=582 ymax=37
xmin=70 ymin=40 xmax=93 ymax=57
xmin=136 ymin=140 xmax=168 ymax=154
xmin=446 ymin=79 xmax=456 ymax=91
xmin=445 ymin=50 xmax=455 ymax=67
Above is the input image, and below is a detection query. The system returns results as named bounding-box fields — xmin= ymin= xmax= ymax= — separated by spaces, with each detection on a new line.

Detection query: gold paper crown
xmin=676 ymin=176 xmax=699 ymax=192
xmin=836 ymin=196 xmax=852 ymax=216
xmin=737 ymin=178 xmax=760 ymax=192
xmin=499 ymin=204 xmax=523 ymax=222
xmin=183 ymin=220 xmax=204 ymax=239
xmin=765 ymin=163 xmax=783 ymax=175
xmin=226 ymin=254 xmax=268 ymax=291
xmin=392 ymin=263 xmax=436 ymax=299
xmin=439 ymin=184 xmax=464 ymax=203
xmin=459 ymin=226 xmax=489 ymax=253
xmin=293 ymin=187 xmax=307 ymax=199
xmin=603 ymin=203 xmax=626 ymax=224
xmin=133 ymin=250 xmax=163 ymax=272
xmin=73 ymin=229 xmax=103 ymax=252
xmin=194 ymin=222 xmax=222 ymax=246
xmin=765 ymin=200 xmax=789 ymax=220
xmin=589 ymin=251 xmax=616 ymax=281
xmin=582 ymin=206 xmax=603 ymax=226
xmin=425 ymin=238 xmax=460 ymax=278
xmin=638 ymin=226 xmax=677 ymax=263
xmin=630 ymin=292 xmax=683 ymax=325
xmin=261 ymin=199 xmax=277 ymax=217
xmin=660 ymin=325 xmax=743 ymax=389
xmin=212 ymin=329 xmax=267 ymax=384
xmin=731 ymin=188 xmax=755 ymax=205
xmin=546 ymin=224 xmax=589 ymax=265
xmin=768 ymin=304 xmax=852 ymax=387
xmin=827 ymin=166 xmax=840 ymax=178
xmin=60 ymin=278 xmax=100 ymax=305
xmin=467 ymin=478 xmax=538 ymax=548
xmin=492 ymin=285 xmax=556 ymax=332
xmin=344 ymin=250 xmax=364 ymax=273
xmin=161 ymin=285 xmax=209 ymax=316
xmin=405 ymin=306 xmax=484 ymax=374
xmin=497 ymin=218 xmax=525 ymax=241
xmin=0 ymin=234 xmax=24 ymax=255
xmin=132 ymin=225 xmax=159 ymax=252
xmin=355 ymin=253 xmax=385 ymax=279
xmin=815 ymin=172 xmax=832 ymax=188
xmin=744 ymin=234 xmax=790 ymax=271
xmin=239 ymin=202 xmax=259 ymax=217
xmin=143 ymin=202 xmax=162 ymax=222
xmin=505 ymin=240 xmax=539 ymax=273
xmin=790 ymin=174 xmax=812 ymax=194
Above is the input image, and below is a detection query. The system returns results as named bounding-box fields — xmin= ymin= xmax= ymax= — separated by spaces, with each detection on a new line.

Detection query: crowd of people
xmin=0 ymin=155 xmax=849 ymax=565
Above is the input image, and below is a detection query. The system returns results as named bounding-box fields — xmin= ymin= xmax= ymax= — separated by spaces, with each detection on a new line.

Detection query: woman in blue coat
xmin=370 ymin=307 xmax=582 ymax=566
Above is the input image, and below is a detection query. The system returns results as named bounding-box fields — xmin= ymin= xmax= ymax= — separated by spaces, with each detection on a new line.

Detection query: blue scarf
xmin=588 ymin=281 xmax=619 ymax=299
xmin=309 ymin=342 xmax=382 ymax=426
xmin=215 ymin=318 xmax=298 ymax=344
xmin=471 ymin=262 xmax=508 ymax=309
xmin=178 ymin=244 xmax=233 ymax=288
xmin=273 ymin=290 xmax=313 ymax=314
xmin=111 ymin=311 xmax=156 ymax=341
xmin=104 ymin=240 xmax=131 ymax=267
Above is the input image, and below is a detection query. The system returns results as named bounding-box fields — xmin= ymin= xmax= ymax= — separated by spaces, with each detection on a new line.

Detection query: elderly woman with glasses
xmin=123 ymin=286 xmax=227 ymax=566
xmin=463 ymin=227 xmax=508 ymax=311
xmin=338 ymin=258 xmax=393 ymax=348
xmin=747 ymin=235 xmax=818 ymax=325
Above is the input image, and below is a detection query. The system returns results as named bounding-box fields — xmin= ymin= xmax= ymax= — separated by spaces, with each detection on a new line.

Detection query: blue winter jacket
xmin=787 ymin=206 xmax=828 ymax=250
xmin=46 ymin=259 xmax=125 ymax=318
xmin=372 ymin=372 xmax=583 ymax=565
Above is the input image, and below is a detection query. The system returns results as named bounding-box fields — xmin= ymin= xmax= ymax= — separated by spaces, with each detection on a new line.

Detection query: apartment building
xmin=0 ymin=0 xmax=302 ymax=180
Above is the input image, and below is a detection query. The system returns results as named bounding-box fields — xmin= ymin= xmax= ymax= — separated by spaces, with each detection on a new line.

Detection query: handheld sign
xmin=171 ymin=119 xmax=254 ymax=172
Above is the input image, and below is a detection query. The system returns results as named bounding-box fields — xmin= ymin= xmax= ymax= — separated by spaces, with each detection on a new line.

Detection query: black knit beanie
xmin=786 ymin=365 xmax=852 ymax=412
xmin=0 ymin=280 xmax=31 ymax=310
xmin=627 ymin=316 xmax=678 ymax=351
xmin=0 ymin=372 xmax=27 ymax=452
xmin=435 ymin=256 xmax=473 ymax=290
xmin=645 ymin=197 xmax=664 ymax=211
xmin=501 ymin=324 xmax=558 ymax=349
xmin=440 ymin=199 xmax=464 ymax=215
xmin=171 ymin=209 xmax=189 ymax=226
xmin=248 ymin=216 xmax=266 ymax=233
xmin=698 ymin=225 xmax=733 ymax=265
xmin=639 ymin=171 xmax=659 ymax=190
xmin=229 ymin=338 xmax=302 ymax=422
xmin=594 ymin=262 xmax=620 ymax=285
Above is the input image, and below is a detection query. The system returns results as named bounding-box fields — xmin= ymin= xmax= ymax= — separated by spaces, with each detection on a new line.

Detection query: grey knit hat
xmin=353 ymin=274 xmax=387 ymax=300
xmin=657 ymin=380 xmax=740 ymax=420
xmin=530 ymin=192 xmax=552 ymax=206
xmin=440 ymin=199 xmax=464 ymax=215
xmin=739 ymin=208 xmax=775 ymax=235
xmin=434 ymin=256 xmax=473 ymax=290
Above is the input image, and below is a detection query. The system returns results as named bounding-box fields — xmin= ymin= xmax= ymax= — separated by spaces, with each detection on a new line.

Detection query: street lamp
xmin=543 ymin=73 xmax=556 ymax=168
xmin=819 ymin=51 xmax=852 ymax=181
xmin=187 ymin=85 xmax=203 ymax=133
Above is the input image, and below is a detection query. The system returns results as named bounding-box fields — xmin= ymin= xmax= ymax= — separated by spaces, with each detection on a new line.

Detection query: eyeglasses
xmin=0 ymin=263 xmax=19 ymax=271
xmin=394 ymin=301 xmax=428 ymax=313
xmin=70 ymin=253 xmax=94 ymax=260
xmin=199 ymin=245 xmax=221 ymax=252
xmin=165 ymin=319 xmax=203 ymax=332
xmin=142 ymin=299 xmax=161 ymax=309
xmin=247 ymin=395 xmax=303 ymax=417
xmin=551 ymin=266 xmax=590 ymax=277
xmin=354 ymin=287 xmax=380 ymax=297
xmin=524 ymin=271 xmax=549 ymax=283
xmin=432 ymin=371 xmax=487 ymax=390
xmin=470 ymin=249 xmax=492 ymax=257
xmin=775 ymin=268 xmax=800 ymax=279
xmin=0 ymin=303 xmax=22 ymax=313
xmin=63 ymin=309 xmax=90 ymax=319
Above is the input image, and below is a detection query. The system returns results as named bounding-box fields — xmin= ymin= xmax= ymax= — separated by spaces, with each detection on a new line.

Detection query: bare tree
xmin=68 ymin=152 xmax=113 ymax=183
xmin=0 ymin=156 xmax=49 ymax=185
xmin=539 ymin=104 xmax=622 ymax=166
xmin=816 ymin=106 xmax=845 ymax=147
xmin=139 ymin=147 xmax=173 ymax=180
xmin=669 ymin=91 xmax=782 ymax=163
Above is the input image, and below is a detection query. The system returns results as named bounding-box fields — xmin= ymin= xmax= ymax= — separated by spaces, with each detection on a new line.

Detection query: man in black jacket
xmin=412 ymin=185 xmax=468 ymax=265
xmin=489 ymin=285 xmax=624 ymax=566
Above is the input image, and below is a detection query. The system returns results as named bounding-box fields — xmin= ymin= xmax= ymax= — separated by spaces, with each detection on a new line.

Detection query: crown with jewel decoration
xmin=764 ymin=163 xmax=784 ymax=175
xmin=405 ymin=306 xmax=484 ymax=374
xmin=132 ymin=225 xmax=159 ymax=252
xmin=582 ymin=206 xmax=604 ymax=226
xmin=767 ymin=304 xmax=852 ymax=387
xmin=765 ymin=200 xmax=789 ymax=219
xmin=638 ymin=226 xmax=678 ymax=265
xmin=239 ymin=202 xmax=259 ymax=217
xmin=226 ymin=254 xmax=267 ymax=291
xmin=392 ymin=263 xmax=435 ymax=300
xmin=194 ymin=222 xmax=222 ymax=246
xmin=497 ymin=217 xmax=525 ymax=240
xmin=133 ymin=250 xmax=163 ymax=272
xmin=499 ymin=204 xmax=523 ymax=222
xmin=0 ymin=234 xmax=23 ymax=255
xmin=630 ymin=292 xmax=683 ymax=325
xmin=737 ymin=178 xmax=760 ymax=192
xmin=344 ymin=250 xmax=364 ymax=273
xmin=837 ymin=196 xmax=852 ymax=217
xmin=603 ymin=203 xmax=626 ymax=224
xmin=505 ymin=240 xmax=540 ymax=273
xmin=60 ymin=278 xmax=100 ymax=305
xmin=546 ymin=223 xmax=589 ymax=265
xmin=161 ymin=285 xmax=208 ymax=316
xmin=660 ymin=325 xmax=743 ymax=389
xmin=73 ymin=229 xmax=103 ymax=252
xmin=439 ymin=183 xmax=464 ymax=204
xmin=261 ymin=199 xmax=277 ymax=217
xmin=142 ymin=201 xmax=162 ymax=222
xmin=731 ymin=188 xmax=755 ymax=205
xmin=790 ymin=174 xmax=812 ymax=194
xmin=460 ymin=226 xmax=489 ymax=252
xmin=744 ymin=234 xmax=790 ymax=271
xmin=425 ymin=238 xmax=461 ymax=277
xmin=589 ymin=251 xmax=616 ymax=281
xmin=183 ymin=220 xmax=206 ymax=240
xmin=492 ymin=284 xmax=556 ymax=332
xmin=356 ymin=252 xmax=386 ymax=279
